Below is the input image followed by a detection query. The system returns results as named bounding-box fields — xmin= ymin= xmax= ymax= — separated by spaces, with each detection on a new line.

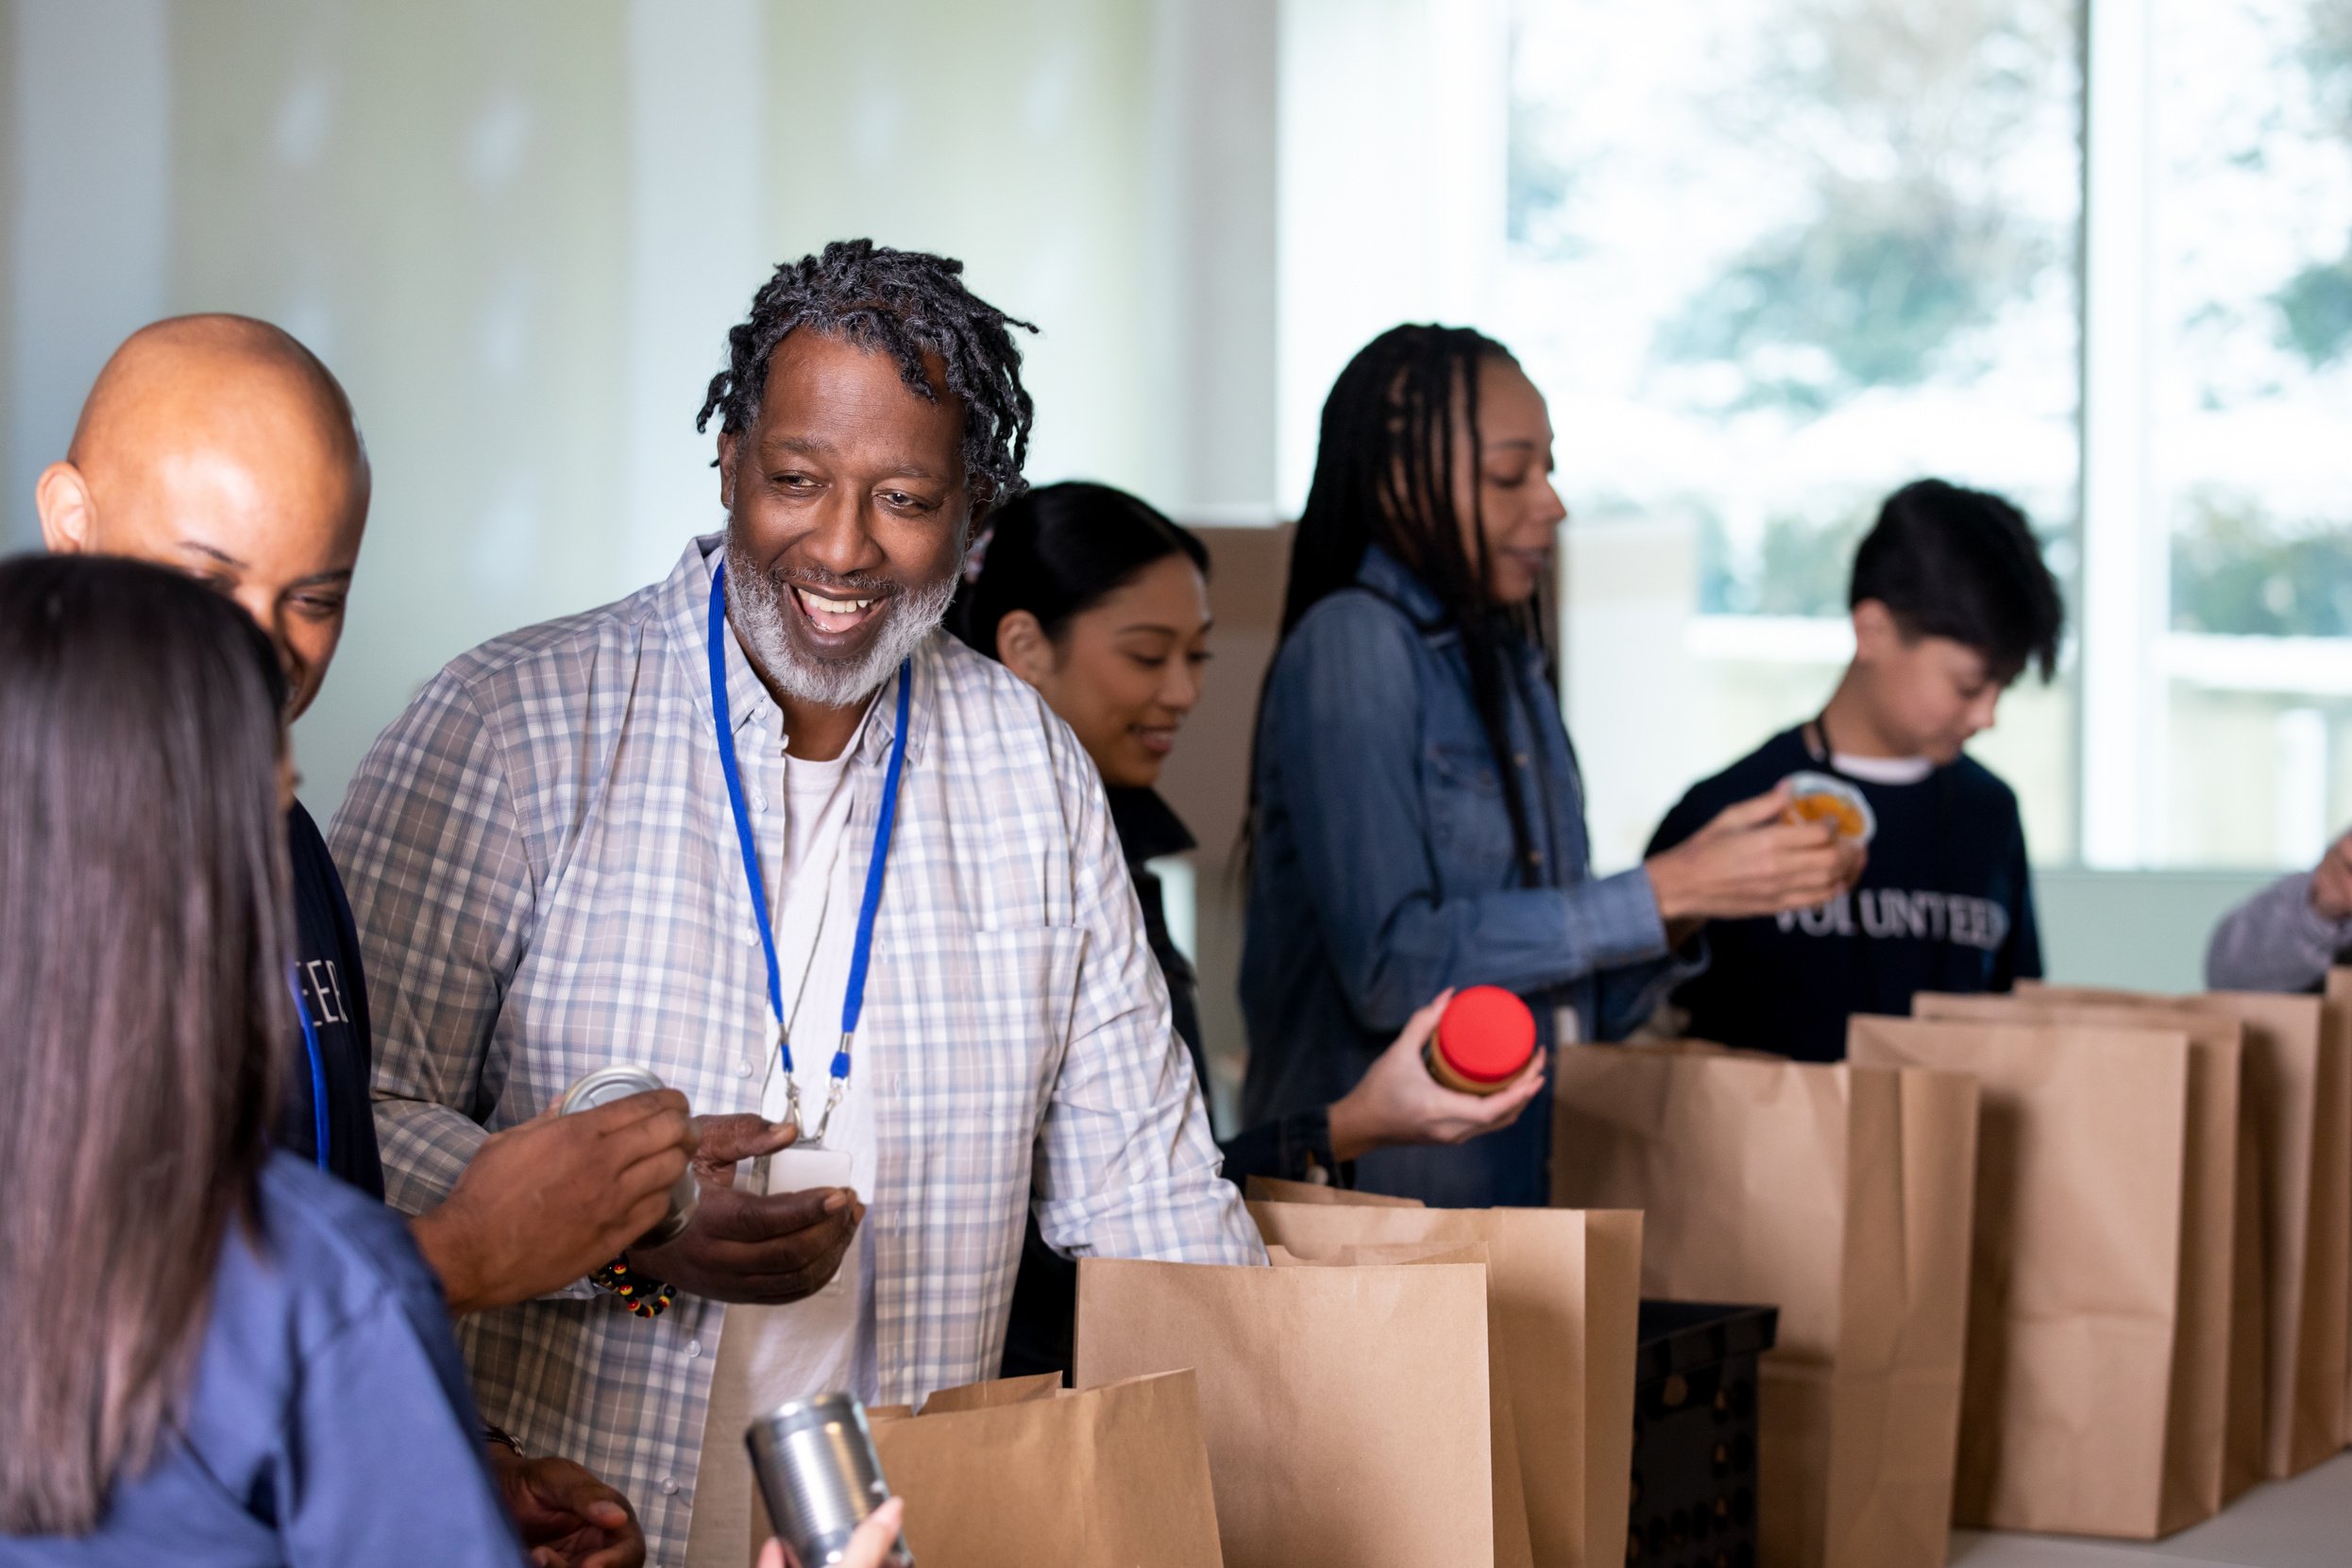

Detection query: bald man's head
xmin=39 ymin=314 xmax=370 ymax=721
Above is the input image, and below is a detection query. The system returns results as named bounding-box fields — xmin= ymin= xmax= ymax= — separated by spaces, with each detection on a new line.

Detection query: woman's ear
xmin=994 ymin=610 xmax=1056 ymax=688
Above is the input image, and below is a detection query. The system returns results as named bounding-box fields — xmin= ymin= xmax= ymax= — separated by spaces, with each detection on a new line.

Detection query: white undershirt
xmin=685 ymin=726 xmax=879 ymax=1568
xmin=1831 ymin=750 xmax=1936 ymax=786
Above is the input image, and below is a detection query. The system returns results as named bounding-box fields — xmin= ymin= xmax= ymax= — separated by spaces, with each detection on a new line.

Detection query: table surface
xmin=1950 ymin=1454 xmax=2352 ymax=1567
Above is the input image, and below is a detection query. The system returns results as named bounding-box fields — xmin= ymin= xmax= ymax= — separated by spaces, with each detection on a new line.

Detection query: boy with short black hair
xmin=1649 ymin=478 xmax=2065 ymax=1060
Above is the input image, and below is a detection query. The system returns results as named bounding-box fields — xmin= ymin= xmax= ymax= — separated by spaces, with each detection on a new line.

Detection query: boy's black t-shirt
xmin=1648 ymin=727 xmax=2042 ymax=1061
xmin=285 ymin=800 xmax=385 ymax=1197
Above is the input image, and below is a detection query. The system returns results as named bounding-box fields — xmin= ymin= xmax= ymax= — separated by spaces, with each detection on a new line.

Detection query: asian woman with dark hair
xmin=955 ymin=481 xmax=1540 ymax=1374
xmin=1241 ymin=326 xmax=1863 ymax=1207
xmin=0 ymin=556 xmax=522 ymax=1566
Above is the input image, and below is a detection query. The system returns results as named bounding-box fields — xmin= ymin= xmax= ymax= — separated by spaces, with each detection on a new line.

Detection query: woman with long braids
xmin=954 ymin=481 xmax=1543 ymax=1374
xmin=1241 ymin=326 xmax=1864 ymax=1206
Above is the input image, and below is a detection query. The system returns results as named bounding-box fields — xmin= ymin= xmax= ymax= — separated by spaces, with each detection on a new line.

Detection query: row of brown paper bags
xmin=863 ymin=1187 xmax=1643 ymax=1568
xmin=854 ymin=973 xmax=2352 ymax=1568
xmin=1551 ymin=974 xmax=2352 ymax=1562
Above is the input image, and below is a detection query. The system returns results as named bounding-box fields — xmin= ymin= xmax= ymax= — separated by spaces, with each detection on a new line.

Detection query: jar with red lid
xmin=1425 ymin=986 xmax=1537 ymax=1095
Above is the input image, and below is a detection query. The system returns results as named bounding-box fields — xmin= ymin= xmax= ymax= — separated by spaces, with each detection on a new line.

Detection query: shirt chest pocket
xmin=868 ymin=922 xmax=1088 ymax=1138
xmin=1425 ymin=741 xmax=1519 ymax=882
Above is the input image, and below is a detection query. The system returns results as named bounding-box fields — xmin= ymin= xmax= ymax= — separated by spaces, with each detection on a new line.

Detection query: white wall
xmin=0 ymin=0 xmax=1281 ymax=816
xmin=2036 ymin=868 xmax=2275 ymax=991
xmin=6 ymin=0 xmax=169 ymax=552
xmin=1275 ymin=0 xmax=1506 ymax=512
xmin=621 ymin=0 xmax=770 ymax=586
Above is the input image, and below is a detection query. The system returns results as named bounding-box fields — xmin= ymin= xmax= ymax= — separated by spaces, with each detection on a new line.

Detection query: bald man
xmin=39 ymin=314 xmax=685 ymax=1568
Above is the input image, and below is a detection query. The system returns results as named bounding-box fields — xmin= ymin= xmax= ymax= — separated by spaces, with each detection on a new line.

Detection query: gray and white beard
xmin=723 ymin=531 xmax=959 ymax=709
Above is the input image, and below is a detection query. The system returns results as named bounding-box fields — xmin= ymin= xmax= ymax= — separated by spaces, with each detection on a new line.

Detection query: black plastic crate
xmin=1626 ymin=1300 xmax=1779 ymax=1568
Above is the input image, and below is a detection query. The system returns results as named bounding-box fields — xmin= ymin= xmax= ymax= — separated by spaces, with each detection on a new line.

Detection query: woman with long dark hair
xmin=956 ymin=481 xmax=1541 ymax=1374
xmin=0 ymin=556 xmax=521 ymax=1565
xmin=1241 ymin=327 xmax=1861 ymax=1206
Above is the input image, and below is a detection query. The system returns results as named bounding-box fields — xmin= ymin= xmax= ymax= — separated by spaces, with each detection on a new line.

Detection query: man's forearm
xmin=378 ymin=1097 xmax=496 ymax=1312
xmin=410 ymin=1206 xmax=491 ymax=1315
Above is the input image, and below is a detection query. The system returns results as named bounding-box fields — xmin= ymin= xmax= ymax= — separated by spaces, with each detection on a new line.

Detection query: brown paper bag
xmin=917 ymin=1372 xmax=1061 ymax=1414
xmin=1075 ymin=1257 xmax=1494 ymax=1568
xmin=1913 ymin=992 xmax=2264 ymax=1504
xmin=1268 ymin=1240 xmax=1536 ymax=1568
xmin=1244 ymin=1174 xmax=1424 ymax=1206
xmin=2332 ymin=967 xmax=2352 ymax=1450
xmin=1245 ymin=1202 xmax=1642 ymax=1568
xmin=2205 ymin=989 xmax=2350 ymax=1474
xmin=1850 ymin=1015 xmax=2209 ymax=1538
xmin=870 ymin=1370 xmax=1224 ymax=1567
xmin=1551 ymin=1048 xmax=1978 ymax=1568
xmin=2027 ymin=984 xmax=2352 ymax=1476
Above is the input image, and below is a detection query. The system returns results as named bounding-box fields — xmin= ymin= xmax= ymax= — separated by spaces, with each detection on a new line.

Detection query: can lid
xmin=1435 ymin=986 xmax=1536 ymax=1085
xmin=748 ymin=1391 xmax=870 ymax=1442
xmin=558 ymin=1064 xmax=668 ymax=1115
xmin=1783 ymin=770 xmax=1876 ymax=845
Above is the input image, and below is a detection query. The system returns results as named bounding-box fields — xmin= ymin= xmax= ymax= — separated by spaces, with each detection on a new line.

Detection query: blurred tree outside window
xmin=1504 ymin=0 xmax=2081 ymax=868
xmin=2141 ymin=0 xmax=2352 ymax=867
xmin=1508 ymin=0 xmax=2352 ymax=871
xmin=2160 ymin=0 xmax=2352 ymax=654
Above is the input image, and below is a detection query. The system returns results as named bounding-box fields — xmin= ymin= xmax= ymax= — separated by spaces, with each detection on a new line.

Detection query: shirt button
xmin=660 ymin=1477 xmax=679 ymax=1496
xmin=1514 ymin=751 xmax=1530 ymax=767
xmin=737 ymin=1060 xmax=753 ymax=1079
xmin=740 ymin=925 xmax=757 ymax=946
xmin=686 ymin=1340 xmax=702 ymax=1358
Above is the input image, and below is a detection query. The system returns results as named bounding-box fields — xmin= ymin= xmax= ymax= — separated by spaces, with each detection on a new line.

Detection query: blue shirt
xmin=0 ymin=1155 xmax=521 ymax=1568
xmin=1240 ymin=545 xmax=1701 ymax=1206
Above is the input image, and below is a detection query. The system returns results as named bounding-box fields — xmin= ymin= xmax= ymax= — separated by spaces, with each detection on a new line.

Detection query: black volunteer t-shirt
xmin=1648 ymin=727 xmax=2042 ymax=1061
xmin=285 ymin=800 xmax=385 ymax=1197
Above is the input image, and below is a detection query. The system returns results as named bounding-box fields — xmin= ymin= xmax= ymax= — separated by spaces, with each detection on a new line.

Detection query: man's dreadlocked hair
xmin=1260 ymin=323 xmax=1549 ymax=885
xmin=695 ymin=239 xmax=1039 ymax=506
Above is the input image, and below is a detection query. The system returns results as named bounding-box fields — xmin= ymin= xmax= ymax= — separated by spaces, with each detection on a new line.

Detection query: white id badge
xmin=758 ymin=1141 xmax=855 ymax=1197
xmin=758 ymin=1142 xmax=858 ymax=1297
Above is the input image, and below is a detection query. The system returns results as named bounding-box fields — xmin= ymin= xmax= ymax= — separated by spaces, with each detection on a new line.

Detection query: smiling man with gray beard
xmin=721 ymin=519 xmax=960 ymax=712
xmin=329 ymin=240 xmax=1262 ymax=1568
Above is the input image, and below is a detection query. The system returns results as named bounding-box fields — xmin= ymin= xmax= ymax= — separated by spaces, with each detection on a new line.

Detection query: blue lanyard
xmin=708 ymin=562 xmax=910 ymax=1140
xmin=288 ymin=969 xmax=330 ymax=1172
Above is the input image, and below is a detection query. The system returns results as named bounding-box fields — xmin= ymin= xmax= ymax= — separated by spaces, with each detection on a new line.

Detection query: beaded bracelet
xmin=590 ymin=1254 xmax=676 ymax=1319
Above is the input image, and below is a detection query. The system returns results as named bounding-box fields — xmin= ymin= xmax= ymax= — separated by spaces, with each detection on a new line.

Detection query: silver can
xmin=555 ymin=1064 xmax=698 ymax=1248
xmin=746 ymin=1393 xmax=912 ymax=1568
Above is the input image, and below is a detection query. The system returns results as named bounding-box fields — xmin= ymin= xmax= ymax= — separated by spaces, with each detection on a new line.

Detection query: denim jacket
xmin=1239 ymin=545 xmax=1701 ymax=1206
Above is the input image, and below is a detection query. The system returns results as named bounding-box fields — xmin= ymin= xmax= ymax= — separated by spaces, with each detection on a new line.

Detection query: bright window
xmin=2140 ymin=0 xmax=2352 ymax=868
xmin=1497 ymin=0 xmax=2352 ymax=871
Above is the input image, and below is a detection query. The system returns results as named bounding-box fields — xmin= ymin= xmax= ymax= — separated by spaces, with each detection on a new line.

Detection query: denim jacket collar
xmin=1354 ymin=544 xmax=1447 ymax=626
xmin=1356 ymin=542 xmax=1548 ymax=683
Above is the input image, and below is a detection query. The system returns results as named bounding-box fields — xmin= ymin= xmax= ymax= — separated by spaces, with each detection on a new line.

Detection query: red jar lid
xmin=1436 ymin=986 xmax=1536 ymax=1085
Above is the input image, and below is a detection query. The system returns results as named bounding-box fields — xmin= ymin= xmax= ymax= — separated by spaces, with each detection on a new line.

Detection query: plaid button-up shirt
xmin=330 ymin=537 xmax=1260 ymax=1563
